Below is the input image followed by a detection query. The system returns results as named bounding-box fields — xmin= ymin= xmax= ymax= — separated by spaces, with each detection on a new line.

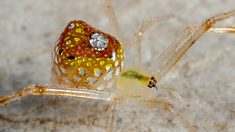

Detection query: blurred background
xmin=0 ymin=0 xmax=235 ymax=131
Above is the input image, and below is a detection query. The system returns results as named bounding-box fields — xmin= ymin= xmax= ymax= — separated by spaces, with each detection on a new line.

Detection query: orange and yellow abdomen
xmin=51 ymin=20 xmax=124 ymax=91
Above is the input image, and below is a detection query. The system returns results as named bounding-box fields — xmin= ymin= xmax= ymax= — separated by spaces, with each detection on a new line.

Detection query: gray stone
xmin=0 ymin=0 xmax=235 ymax=132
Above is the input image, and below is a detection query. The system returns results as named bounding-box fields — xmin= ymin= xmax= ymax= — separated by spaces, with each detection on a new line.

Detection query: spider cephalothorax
xmin=51 ymin=20 xmax=124 ymax=90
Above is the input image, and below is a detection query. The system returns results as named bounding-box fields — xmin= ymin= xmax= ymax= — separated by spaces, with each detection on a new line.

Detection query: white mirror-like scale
xmin=104 ymin=71 xmax=113 ymax=80
xmin=86 ymin=77 xmax=97 ymax=84
xmin=89 ymin=33 xmax=109 ymax=51
xmin=79 ymin=68 xmax=87 ymax=76
xmin=73 ymin=75 xmax=81 ymax=82
xmin=68 ymin=23 xmax=75 ymax=29
xmin=97 ymin=84 xmax=106 ymax=91
xmin=94 ymin=68 xmax=102 ymax=76
xmin=115 ymin=67 xmax=120 ymax=75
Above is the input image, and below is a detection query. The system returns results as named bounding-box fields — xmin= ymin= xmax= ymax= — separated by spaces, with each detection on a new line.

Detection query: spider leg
xmin=99 ymin=0 xmax=122 ymax=40
xmin=141 ymin=98 xmax=196 ymax=132
xmin=155 ymin=9 xmax=235 ymax=80
xmin=107 ymin=102 xmax=117 ymax=132
xmin=134 ymin=16 xmax=172 ymax=66
xmin=151 ymin=26 xmax=195 ymax=74
xmin=0 ymin=85 xmax=113 ymax=105
xmin=186 ymin=25 xmax=235 ymax=34
xmin=158 ymin=86 xmax=188 ymax=107
xmin=209 ymin=27 xmax=235 ymax=33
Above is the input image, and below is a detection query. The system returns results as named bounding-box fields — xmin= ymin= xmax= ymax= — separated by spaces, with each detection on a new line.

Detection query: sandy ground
xmin=0 ymin=0 xmax=235 ymax=132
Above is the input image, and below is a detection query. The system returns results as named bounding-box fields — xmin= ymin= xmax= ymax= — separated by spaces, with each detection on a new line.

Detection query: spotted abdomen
xmin=51 ymin=20 xmax=124 ymax=91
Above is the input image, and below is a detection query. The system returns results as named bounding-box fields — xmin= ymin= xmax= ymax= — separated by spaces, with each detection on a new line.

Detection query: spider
xmin=0 ymin=0 xmax=235 ymax=131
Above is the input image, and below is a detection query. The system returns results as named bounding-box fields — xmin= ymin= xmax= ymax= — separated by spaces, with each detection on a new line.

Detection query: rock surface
xmin=0 ymin=0 xmax=235 ymax=131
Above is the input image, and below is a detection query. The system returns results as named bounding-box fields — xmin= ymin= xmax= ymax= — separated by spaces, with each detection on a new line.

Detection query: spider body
xmin=51 ymin=20 xmax=124 ymax=90
xmin=0 ymin=0 xmax=235 ymax=131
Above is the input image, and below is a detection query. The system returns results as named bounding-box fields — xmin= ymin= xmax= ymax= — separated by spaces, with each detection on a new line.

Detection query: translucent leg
xmin=152 ymin=26 xmax=195 ymax=75
xmin=0 ymin=85 xmax=113 ymax=105
xmin=107 ymin=102 xmax=117 ymax=132
xmin=159 ymin=87 xmax=188 ymax=107
xmin=135 ymin=16 xmax=172 ymax=65
xmin=143 ymin=99 xmax=196 ymax=132
xmin=209 ymin=27 xmax=235 ymax=33
xmin=99 ymin=0 xmax=122 ymax=40
xmin=166 ymin=104 xmax=196 ymax=132
xmin=155 ymin=9 xmax=235 ymax=81
xmin=186 ymin=25 xmax=235 ymax=33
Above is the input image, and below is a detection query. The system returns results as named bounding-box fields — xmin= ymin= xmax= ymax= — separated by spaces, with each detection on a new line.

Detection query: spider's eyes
xmin=147 ymin=76 xmax=157 ymax=89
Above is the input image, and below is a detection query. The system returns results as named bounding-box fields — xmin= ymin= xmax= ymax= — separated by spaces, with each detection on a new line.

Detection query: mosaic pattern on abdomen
xmin=51 ymin=20 xmax=124 ymax=91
